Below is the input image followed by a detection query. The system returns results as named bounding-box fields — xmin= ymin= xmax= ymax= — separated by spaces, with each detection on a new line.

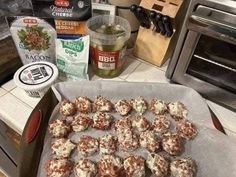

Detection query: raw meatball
xmin=176 ymin=120 xmax=198 ymax=140
xmin=77 ymin=135 xmax=99 ymax=156
xmin=152 ymin=115 xmax=171 ymax=134
xmin=132 ymin=115 xmax=150 ymax=132
xmin=51 ymin=138 xmax=76 ymax=158
xmin=45 ymin=157 xmax=72 ymax=177
xmin=168 ymin=102 xmax=188 ymax=121
xmin=170 ymin=157 xmax=196 ymax=177
xmin=162 ymin=132 xmax=183 ymax=156
xmin=131 ymin=97 xmax=147 ymax=115
xmin=99 ymin=134 xmax=117 ymax=154
xmin=60 ymin=99 xmax=77 ymax=116
xmin=97 ymin=155 xmax=123 ymax=177
xmin=71 ymin=114 xmax=93 ymax=132
xmin=146 ymin=153 xmax=169 ymax=177
xmin=139 ymin=130 xmax=160 ymax=152
xmin=75 ymin=96 xmax=92 ymax=113
xmin=92 ymin=112 xmax=113 ymax=130
xmin=48 ymin=119 xmax=71 ymax=138
xmin=114 ymin=116 xmax=132 ymax=133
xmin=93 ymin=95 xmax=113 ymax=112
xmin=150 ymin=99 xmax=168 ymax=115
xmin=74 ymin=158 xmax=97 ymax=177
xmin=124 ymin=155 xmax=145 ymax=177
xmin=117 ymin=129 xmax=139 ymax=151
xmin=115 ymin=99 xmax=132 ymax=116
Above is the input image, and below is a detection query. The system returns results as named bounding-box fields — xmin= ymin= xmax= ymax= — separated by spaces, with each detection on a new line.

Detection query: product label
xmin=56 ymin=36 xmax=89 ymax=80
xmin=50 ymin=4 xmax=74 ymax=18
xmin=55 ymin=20 xmax=86 ymax=35
xmin=25 ymin=90 xmax=41 ymax=98
xmin=61 ymin=40 xmax=84 ymax=52
xmin=32 ymin=0 xmax=92 ymax=21
xmin=54 ymin=0 xmax=70 ymax=7
xmin=49 ymin=0 xmax=86 ymax=17
xmin=9 ymin=17 xmax=56 ymax=65
xmin=90 ymin=47 xmax=126 ymax=70
xmin=19 ymin=63 xmax=53 ymax=85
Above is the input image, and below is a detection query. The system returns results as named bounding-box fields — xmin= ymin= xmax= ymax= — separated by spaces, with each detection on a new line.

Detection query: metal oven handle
xmin=188 ymin=13 xmax=236 ymax=45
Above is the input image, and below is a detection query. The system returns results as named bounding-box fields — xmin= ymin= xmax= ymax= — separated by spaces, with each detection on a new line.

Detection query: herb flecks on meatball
xmin=176 ymin=120 xmax=198 ymax=140
xmin=124 ymin=155 xmax=145 ymax=177
xmin=115 ymin=99 xmax=132 ymax=116
xmin=71 ymin=114 xmax=93 ymax=132
xmin=97 ymin=155 xmax=123 ymax=177
xmin=131 ymin=97 xmax=147 ymax=115
xmin=60 ymin=99 xmax=77 ymax=116
xmin=77 ymin=135 xmax=99 ymax=157
xmin=93 ymin=95 xmax=113 ymax=112
xmin=74 ymin=158 xmax=97 ymax=177
xmin=150 ymin=99 xmax=168 ymax=115
xmin=152 ymin=115 xmax=171 ymax=134
xmin=170 ymin=157 xmax=196 ymax=177
xmin=75 ymin=96 xmax=92 ymax=113
xmin=48 ymin=119 xmax=71 ymax=138
xmin=45 ymin=157 xmax=72 ymax=177
xmin=51 ymin=138 xmax=75 ymax=158
xmin=168 ymin=102 xmax=188 ymax=121
xmin=162 ymin=132 xmax=184 ymax=156
xmin=146 ymin=153 xmax=169 ymax=177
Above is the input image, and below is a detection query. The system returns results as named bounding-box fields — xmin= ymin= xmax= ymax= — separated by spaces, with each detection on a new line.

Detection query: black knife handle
xmin=149 ymin=10 xmax=161 ymax=33
xmin=130 ymin=5 xmax=143 ymax=26
xmin=136 ymin=6 xmax=151 ymax=29
xmin=130 ymin=5 xmax=146 ymax=28
xmin=130 ymin=4 xmax=138 ymax=14
xmin=162 ymin=15 xmax=173 ymax=37
xmin=142 ymin=8 xmax=151 ymax=29
xmin=156 ymin=13 xmax=166 ymax=35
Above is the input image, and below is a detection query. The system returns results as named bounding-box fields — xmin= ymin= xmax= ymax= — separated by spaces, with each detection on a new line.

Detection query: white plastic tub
xmin=13 ymin=61 xmax=59 ymax=98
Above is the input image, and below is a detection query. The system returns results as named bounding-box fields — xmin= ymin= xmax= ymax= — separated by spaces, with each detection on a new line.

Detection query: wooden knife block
xmin=133 ymin=0 xmax=183 ymax=66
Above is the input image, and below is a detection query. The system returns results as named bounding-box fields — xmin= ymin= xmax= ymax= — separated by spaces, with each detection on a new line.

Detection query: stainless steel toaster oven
xmin=166 ymin=0 xmax=236 ymax=111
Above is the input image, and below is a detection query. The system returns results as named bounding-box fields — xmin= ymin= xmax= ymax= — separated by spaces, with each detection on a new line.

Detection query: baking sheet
xmin=37 ymin=81 xmax=236 ymax=177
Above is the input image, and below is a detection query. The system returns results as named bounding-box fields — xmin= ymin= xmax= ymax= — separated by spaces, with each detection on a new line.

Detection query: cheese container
xmin=13 ymin=61 xmax=59 ymax=98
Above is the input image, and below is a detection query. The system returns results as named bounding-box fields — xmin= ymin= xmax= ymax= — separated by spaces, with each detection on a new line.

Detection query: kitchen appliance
xmin=0 ymin=119 xmax=19 ymax=177
xmin=166 ymin=0 xmax=236 ymax=111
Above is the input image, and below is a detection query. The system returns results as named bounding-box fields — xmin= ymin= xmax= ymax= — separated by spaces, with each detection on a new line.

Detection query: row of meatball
xmin=46 ymin=154 xmax=196 ymax=177
xmin=50 ymin=130 xmax=195 ymax=163
xmin=60 ymin=95 xmax=188 ymax=119
xmin=49 ymin=113 xmax=197 ymax=139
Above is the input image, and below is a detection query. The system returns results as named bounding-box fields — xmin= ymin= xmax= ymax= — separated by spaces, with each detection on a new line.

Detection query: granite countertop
xmin=0 ymin=54 xmax=236 ymax=139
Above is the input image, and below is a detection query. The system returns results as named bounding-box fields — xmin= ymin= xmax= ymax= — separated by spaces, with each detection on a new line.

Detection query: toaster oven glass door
xmin=186 ymin=35 xmax=236 ymax=94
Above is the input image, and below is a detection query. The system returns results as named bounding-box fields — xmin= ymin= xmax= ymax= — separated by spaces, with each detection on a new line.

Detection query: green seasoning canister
xmin=86 ymin=15 xmax=131 ymax=78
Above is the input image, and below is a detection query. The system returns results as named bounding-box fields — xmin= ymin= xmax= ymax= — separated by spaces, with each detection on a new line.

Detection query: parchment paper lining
xmin=37 ymin=81 xmax=236 ymax=177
